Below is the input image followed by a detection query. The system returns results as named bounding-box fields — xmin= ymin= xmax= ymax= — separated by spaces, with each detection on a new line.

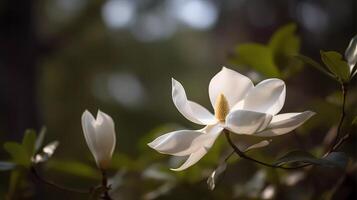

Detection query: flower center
xmin=214 ymin=93 xmax=229 ymax=122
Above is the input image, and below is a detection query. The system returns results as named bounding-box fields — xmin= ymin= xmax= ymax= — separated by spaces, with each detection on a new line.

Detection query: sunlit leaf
xmin=295 ymin=55 xmax=335 ymax=78
xmin=269 ymin=23 xmax=300 ymax=56
xmin=274 ymin=150 xmax=348 ymax=169
xmin=0 ymin=161 xmax=16 ymax=171
xmin=235 ymin=43 xmax=280 ymax=77
xmin=22 ymin=129 xmax=37 ymax=157
xmin=32 ymin=141 xmax=59 ymax=164
xmin=3 ymin=142 xmax=30 ymax=167
xmin=207 ymin=162 xmax=227 ymax=190
xmin=46 ymin=159 xmax=100 ymax=180
xmin=320 ymin=51 xmax=350 ymax=82
xmin=35 ymin=127 xmax=47 ymax=152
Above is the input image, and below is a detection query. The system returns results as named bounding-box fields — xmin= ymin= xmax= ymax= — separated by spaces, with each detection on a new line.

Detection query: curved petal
xmin=171 ymin=147 xmax=208 ymax=171
xmin=236 ymin=79 xmax=286 ymax=115
xmin=209 ymin=67 xmax=253 ymax=110
xmin=172 ymin=78 xmax=217 ymax=125
xmin=81 ymin=110 xmax=98 ymax=162
xmin=345 ymin=34 xmax=357 ymax=72
xmin=148 ymin=124 xmax=223 ymax=156
xmin=94 ymin=110 xmax=116 ymax=168
xmin=225 ymin=110 xmax=272 ymax=135
xmin=255 ymin=111 xmax=315 ymax=137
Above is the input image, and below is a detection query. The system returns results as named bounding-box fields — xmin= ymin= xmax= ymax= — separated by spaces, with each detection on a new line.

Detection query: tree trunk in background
xmin=0 ymin=0 xmax=40 ymax=139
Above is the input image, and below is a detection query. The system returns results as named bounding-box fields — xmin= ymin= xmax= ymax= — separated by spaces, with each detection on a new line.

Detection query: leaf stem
xmin=30 ymin=166 xmax=90 ymax=194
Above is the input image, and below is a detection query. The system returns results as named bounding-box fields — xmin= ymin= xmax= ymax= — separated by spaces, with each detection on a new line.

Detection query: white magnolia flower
xmin=345 ymin=34 xmax=357 ymax=77
xmin=82 ymin=110 xmax=116 ymax=169
xmin=148 ymin=67 xmax=315 ymax=171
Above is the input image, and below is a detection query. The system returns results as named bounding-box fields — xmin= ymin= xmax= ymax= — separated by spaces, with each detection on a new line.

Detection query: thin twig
xmin=223 ymin=82 xmax=350 ymax=170
xmin=223 ymin=131 xmax=309 ymax=170
xmin=327 ymin=83 xmax=348 ymax=154
xmin=30 ymin=166 xmax=90 ymax=194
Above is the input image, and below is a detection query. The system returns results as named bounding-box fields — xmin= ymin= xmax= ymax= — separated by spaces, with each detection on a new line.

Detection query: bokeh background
xmin=0 ymin=0 xmax=356 ymax=199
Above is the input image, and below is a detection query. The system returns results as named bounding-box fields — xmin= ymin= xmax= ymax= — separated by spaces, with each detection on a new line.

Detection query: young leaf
xmin=235 ymin=43 xmax=280 ymax=77
xmin=269 ymin=23 xmax=300 ymax=56
xmin=274 ymin=150 xmax=347 ymax=169
xmin=35 ymin=126 xmax=47 ymax=152
xmin=3 ymin=142 xmax=30 ymax=167
xmin=0 ymin=161 xmax=16 ymax=171
xmin=320 ymin=51 xmax=350 ymax=82
xmin=294 ymin=55 xmax=335 ymax=78
xmin=22 ymin=129 xmax=37 ymax=157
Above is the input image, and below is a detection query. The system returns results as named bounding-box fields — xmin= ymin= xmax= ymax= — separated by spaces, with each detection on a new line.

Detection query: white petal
xmin=236 ymin=79 xmax=286 ymax=115
xmin=93 ymin=110 xmax=116 ymax=168
xmin=345 ymin=34 xmax=357 ymax=72
xmin=148 ymin=124 xmax=223 ymax=156
xmin=172 ymin=78 xmax=216 ymax=125
xmin=209 ymin=67 xmax=253 ymax=109
xmin=171 ymin=147 xmax=208 ymax=171
xmin=226 ymin=110 xmax=272 ymax=134
xmin=255 ymin=111 xmax=315 ymax=137
xmin=81 ymin=110 xmax=98 ymax=162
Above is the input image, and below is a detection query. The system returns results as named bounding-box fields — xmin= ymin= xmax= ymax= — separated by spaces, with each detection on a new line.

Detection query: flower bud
xmin=81 ymin=110 xmax=116 ymax=169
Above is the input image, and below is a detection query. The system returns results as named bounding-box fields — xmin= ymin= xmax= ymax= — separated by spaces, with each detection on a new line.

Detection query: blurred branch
xmin=30 ymin=166 xmax=90 ymax=194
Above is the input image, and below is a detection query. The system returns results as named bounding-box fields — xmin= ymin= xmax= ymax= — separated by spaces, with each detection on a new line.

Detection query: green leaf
xmin=352 ymin=116 xmax=357 ymax=126
xmin=320 ymin=51 xmax=350 ymax=82
xmin=295 ymin=55 xmax=335 ymax=78
xmin=3 ymin=142 xmax=30 ymax=167
xmin=274 ymin=150 xmax=348 ymax=169
xmin=323 ymin=152 xmax=349 ymax=169
xmin=22 ymin=129 xmax=37 ymax=157
xmin=269 ymin=23 xmax=300 ymax=56
xmin=235 ymin=43 xmax=280 ymax=77
xmin=47 ymin=159 xmax=100 ymax=180
xmin=0 ymin=161 xmax=16 ymax=171
xmin=35 ymin=127 xmax=47 ymax=152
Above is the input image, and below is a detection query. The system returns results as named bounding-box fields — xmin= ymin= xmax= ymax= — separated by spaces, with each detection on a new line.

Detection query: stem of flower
xmin=30 ymin=166 xmax=90 ymax=194
xmin=100 ymin=170 xmax=112 ymax=200
xmin=326 ymin=83 xmax=348 ymax=154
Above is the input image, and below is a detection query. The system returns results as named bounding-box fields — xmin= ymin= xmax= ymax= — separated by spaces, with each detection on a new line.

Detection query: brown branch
xmin=224 ymin=130 xmax=309 ymax=170
xmin=100 ymin=170 xmax=112 ymax=200
xmin=30 ymin=166 xmax=90 ymax=194
xmin=326 ymin=83 xmax=348 ymax=155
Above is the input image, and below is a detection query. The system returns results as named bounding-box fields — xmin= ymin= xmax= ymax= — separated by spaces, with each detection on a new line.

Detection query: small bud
xmin=82 ymin=110 xmax=116 ymax=169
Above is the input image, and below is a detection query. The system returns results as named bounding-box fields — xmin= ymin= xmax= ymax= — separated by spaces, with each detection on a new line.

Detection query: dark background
xmin=0 ymin=0 xmax=356 ymax=199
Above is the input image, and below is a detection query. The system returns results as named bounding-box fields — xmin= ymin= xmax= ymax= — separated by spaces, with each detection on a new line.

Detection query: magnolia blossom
xmin=345 ymin=34 xmax=357 ymax=77
xmin=82 ymin=110 xmax=116 ymax=169
xmin=148 ymin=67 xmax=315 ymax=171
